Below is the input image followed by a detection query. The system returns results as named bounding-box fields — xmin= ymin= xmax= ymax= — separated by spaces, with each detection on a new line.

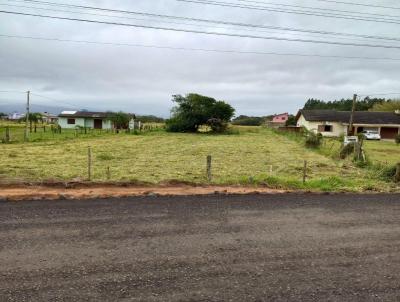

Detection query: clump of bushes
xmin=206 ymin=118 xmax=228 ymax=133
xmin=305 ymin=132 xmax=323 ymax=148
xmin=378 ymin=165 xmax=397 ymax=181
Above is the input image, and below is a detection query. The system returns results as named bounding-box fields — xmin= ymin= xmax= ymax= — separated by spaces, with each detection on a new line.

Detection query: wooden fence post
xmin=303 ymin=160 xmax=307 ymax=184
xmin=207 ymin=155 xmax=212 ymax=182
xmin=395 ymin=163 xmax=400 ymax=182
xmin=5 ymin=127 xmax=10 ymax=143
xmin=106 ymin=166 xmax=111 ymax=180
xmin=88 ymin=146 xmax=92 ymax=181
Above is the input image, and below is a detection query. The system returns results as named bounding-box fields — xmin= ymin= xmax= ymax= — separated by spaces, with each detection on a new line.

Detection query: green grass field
xmin=1 ymin=124 xmax=398 ymax=192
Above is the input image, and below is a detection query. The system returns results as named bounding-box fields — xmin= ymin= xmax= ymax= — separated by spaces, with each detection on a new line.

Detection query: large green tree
xmin=166 ymin=93 xmax=235 ymax=133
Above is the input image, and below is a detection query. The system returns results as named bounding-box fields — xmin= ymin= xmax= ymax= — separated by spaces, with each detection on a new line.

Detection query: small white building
xmin=58 ymin=111 xmax=113 ymax=129
xmin=296 ymin=110 xmax=400 ymax=139
xmin=8 ymin=112 xmax=25 ymax=120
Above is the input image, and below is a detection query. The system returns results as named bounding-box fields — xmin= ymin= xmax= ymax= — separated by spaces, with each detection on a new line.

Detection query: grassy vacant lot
xmin=1 ymin=125 xmax=398 ymax=191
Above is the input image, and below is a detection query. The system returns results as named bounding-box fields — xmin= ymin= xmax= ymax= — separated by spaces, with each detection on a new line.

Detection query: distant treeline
xmin=303 ymin=97 xmax=388 ymax=111
xmin=136 ymin=115 xmax=165 ymax=123
xmin=232 ymin=115 xmax=275 ymax=126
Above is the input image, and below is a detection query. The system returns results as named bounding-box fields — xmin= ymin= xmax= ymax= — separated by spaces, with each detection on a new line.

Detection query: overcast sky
xmin=1 ymin=0 xmax=400 ymax=117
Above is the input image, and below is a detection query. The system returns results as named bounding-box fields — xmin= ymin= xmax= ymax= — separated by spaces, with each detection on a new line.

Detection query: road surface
xmin=1 ymin=193 xmax=400 ymax=301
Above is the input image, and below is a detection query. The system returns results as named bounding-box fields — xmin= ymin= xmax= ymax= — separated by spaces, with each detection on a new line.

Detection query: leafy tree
xmin=285 ymin=115 xmax=297 ymax=126
xmin=107 ymin=111 xmax=131 ymax=129
xmin=17 ymin=113 xmax=44 ymax=131
xmin=166 ymin=93 xmax=235 ymax=133
xmin=370 ymin=100 xmax=400 ymax=112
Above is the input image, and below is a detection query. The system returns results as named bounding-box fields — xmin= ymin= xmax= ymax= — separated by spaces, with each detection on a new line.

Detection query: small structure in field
xmin=266 ymin=112 xmax=289 ymax=128
xmin=42 ymin=112 xmax=58 ymax=124
xmin=296 ymin=109 xmax=400 ymax=139
xmin=58 ymin=111 xmax=113 ymax=129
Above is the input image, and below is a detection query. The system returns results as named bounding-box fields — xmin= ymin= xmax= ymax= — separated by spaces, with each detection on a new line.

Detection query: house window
xmin=318 ymin=125 xmax=332 ymax=132
xmin=67 ymin=118 xmax=75 ymax=125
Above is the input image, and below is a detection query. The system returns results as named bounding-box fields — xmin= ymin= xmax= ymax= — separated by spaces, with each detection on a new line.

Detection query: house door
xmin=380 ymin=127 xmax=399 ymax=139
xmin=94 ymin=119 xmax=103 ymax=129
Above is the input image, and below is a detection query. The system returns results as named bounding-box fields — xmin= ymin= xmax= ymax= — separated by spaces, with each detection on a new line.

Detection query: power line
xmin=30 ymin=92 xmax=82 ymax=108
xmin=18 ymin=0 xmax=400 ymax=20
xmin=2 ymin=33 xmax=400 ymax=62
xmin=235 ymin=0 xmax=400 ymax=19
xmin=310 ymin=0 xmax=400 ymax=11
xmin=3 ymin=10 xmax=400 ymax=49
xmin=0 ymin=89 xmax=25 ymax=93
xmin=4 ymin=2 xmax=385 ymax=42
xmin=7 ymin=0 xmax=400 ymax=43
xmin=177 ymin=0 xmax=400 ymax=24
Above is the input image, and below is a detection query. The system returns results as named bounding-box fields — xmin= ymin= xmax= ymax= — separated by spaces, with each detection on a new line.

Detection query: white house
xmin=58 ymin=111 xmax=113 ymax=129
xmin=296 ymin=110 xmax=400 ymax=139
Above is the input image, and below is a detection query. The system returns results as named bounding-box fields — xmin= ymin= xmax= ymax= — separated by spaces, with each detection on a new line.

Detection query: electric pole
xmin=24 ymin=90 xmax=30 ymax=142
xmin=348 ymin=93 xmax=357 ymax=136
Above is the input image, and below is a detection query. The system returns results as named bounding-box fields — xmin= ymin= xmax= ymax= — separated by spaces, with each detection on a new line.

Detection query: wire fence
xmin=0 ymin=123 xmax=165 ymax=143
xmin=1 ymin=146 xmax=398 ymax=185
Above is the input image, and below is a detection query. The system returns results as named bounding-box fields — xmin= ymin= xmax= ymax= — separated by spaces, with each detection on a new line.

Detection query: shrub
xmin=339 ymin=143 xmax=354 ymax=159
xmin=379 ymin=165 xmax=397 ymax=181
xmin=206 ymin=118 xmax=228 ymax=133
xmin=305 ymin=132 xmax=323 ymax=148
xmin=395 ymin=134 xmax=400 ymax=145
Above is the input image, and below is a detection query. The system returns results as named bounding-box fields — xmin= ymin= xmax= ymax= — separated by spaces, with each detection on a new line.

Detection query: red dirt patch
xmin=0 ymin=184 xmax=286 ymax=201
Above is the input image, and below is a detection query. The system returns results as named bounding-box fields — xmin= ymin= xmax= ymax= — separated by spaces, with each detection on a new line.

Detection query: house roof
xmin=58 ymin=111 xmax=111 ymax=118
xmin=297 ymin=110 xmax=400 ymax=125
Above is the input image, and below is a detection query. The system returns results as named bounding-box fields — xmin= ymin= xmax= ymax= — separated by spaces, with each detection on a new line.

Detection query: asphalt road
xmin=1 ymin=193 xmax=400 ymax=301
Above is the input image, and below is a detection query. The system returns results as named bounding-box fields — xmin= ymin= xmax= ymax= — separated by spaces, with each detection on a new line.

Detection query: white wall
xmin=297 ymin=114 xmax=347 ymax=137
xmin=58 ymin=117 xmax=85 ymax=129
xmin=58 ymin=117 xmax=113 ymax=129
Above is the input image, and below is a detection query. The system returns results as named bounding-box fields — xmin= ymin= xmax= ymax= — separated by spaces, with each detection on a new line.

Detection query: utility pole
xmin=348 ymin=93 xmax=357 ymax=136
xmin=24 ymin=90 xmax=30 ymax=142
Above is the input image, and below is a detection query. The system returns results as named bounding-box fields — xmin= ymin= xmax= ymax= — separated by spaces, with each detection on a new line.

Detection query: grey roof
xmin=297 ymin=110 xmax=400 ymax=125
xmin=58 ymin=111 xmax=110 ymax=118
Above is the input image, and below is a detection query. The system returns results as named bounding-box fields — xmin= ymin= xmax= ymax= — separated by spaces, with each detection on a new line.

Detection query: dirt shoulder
xmin=0 ymin=183 xmax=287 ymax=201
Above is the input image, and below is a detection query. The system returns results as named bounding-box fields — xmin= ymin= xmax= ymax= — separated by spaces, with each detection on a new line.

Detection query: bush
xmin=305 ymin=132 xmax=323 ymax=148
xmin=339 ymin=143 xmax=355 ymax=159
xmin=395 ymin=134 xmax=400 ymax=145
xmin=206 ymin=118 xmax=228 ymax=133
xmin=378 ymin=165 xmax=397 ymax=181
